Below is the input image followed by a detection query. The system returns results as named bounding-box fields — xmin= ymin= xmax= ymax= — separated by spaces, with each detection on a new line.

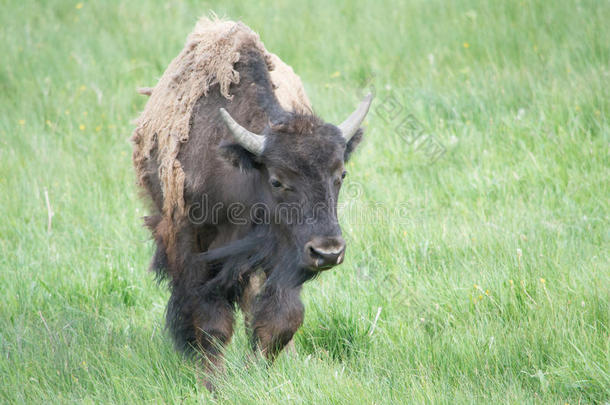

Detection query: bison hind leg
xmin=143 ymin=214 xmax=171 ymax=280
xmin=150 ymin=239 xmax=170 ymax=280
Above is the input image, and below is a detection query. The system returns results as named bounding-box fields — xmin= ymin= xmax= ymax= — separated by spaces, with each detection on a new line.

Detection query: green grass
xmin=1 ymin=0 xmax=608 ymax=403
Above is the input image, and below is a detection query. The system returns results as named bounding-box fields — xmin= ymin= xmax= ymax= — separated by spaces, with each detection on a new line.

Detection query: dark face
xmin=217 ymin=92 xmax=370 ymax=272
xmin=260 ymin=122 xmax=350 ymax=270
xmin=220 ymin=114 xmax=363 ymax=271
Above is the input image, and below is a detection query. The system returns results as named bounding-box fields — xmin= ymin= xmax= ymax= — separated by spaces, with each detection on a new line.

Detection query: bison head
xmin=218 ymin=94 xmax=372 ymax=272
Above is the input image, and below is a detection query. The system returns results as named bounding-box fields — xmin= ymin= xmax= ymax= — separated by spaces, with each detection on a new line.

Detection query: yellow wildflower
xmin=330 ymin=71 xmax=341 ymax=78
xmin=79 ymin=124 xmax=85 ymax=131
xmin=76 ymin=3 xmax=83 ymax=9
xmin=463 ymin=42 xmax=470 ymax=48
xmin=18 ymin=119 xmax=25 ymax=126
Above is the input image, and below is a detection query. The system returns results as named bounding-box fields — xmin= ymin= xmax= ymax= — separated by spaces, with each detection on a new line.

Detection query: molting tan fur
xmin=132 ymin=17 xmax=311 ymax=228
xmin=268 ymin=53 xmax=311 ymax=114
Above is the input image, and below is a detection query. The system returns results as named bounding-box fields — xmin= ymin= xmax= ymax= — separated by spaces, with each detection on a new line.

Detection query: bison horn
xmin=219 ymin=108 xmax=266 ymax=155
xmin=338 ymin=93 xmax=373 ymax=141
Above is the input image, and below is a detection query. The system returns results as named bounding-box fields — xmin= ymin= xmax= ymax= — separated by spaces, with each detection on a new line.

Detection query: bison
xmin=132 ymin=18 xmax=372 ymax=388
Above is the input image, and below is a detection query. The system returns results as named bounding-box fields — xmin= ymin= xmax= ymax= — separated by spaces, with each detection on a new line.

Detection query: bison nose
xmin=304 ymin=237 xmax=346 ymax=270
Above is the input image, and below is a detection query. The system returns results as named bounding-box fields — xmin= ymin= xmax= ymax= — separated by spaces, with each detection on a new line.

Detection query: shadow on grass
xmin=295 ymin=308 xmax=372 ymax=362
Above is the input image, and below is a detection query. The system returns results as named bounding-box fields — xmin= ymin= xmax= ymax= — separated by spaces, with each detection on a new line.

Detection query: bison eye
xmin=270 ymin=178 xmax=283 ymax=188
xmin=341 ymin=171 xmax=347 ymax=179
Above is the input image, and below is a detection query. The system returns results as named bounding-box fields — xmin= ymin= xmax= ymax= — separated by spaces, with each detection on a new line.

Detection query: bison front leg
xmin=192 ymin=296 xmax=235 ymax=391
xmin=249 ymin=284 xmax=304 ymax=361
xmin=167 ymin=283 xmax=235 ymax=391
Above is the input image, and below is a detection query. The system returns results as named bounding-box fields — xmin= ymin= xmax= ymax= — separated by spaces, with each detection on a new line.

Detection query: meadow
xmin=0 ymin=0 xmax=608 ymax=403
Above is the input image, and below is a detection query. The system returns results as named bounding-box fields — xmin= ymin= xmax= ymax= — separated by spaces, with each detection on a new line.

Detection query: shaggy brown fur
xmin=132 ymin=17 xmax=311 ymax=265
xmin=133 ymin=18 xmax=310 ymax=218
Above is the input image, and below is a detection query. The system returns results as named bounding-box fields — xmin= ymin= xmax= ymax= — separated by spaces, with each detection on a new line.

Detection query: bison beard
xmin=166 ymin=226 xmax=314 ymax=353
xmin=132 ymin=17 xmax=371 ymax=389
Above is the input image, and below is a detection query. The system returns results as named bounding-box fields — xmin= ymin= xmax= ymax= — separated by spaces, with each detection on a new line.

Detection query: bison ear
xmin=344 ymin=128 xmax=364 ymax=162
xmin=219 ymin=142 xmax=262 ymax=171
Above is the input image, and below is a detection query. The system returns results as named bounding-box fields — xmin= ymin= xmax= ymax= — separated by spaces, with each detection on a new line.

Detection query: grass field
xmin=1 ymin=0 xmax=608 ymax=403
